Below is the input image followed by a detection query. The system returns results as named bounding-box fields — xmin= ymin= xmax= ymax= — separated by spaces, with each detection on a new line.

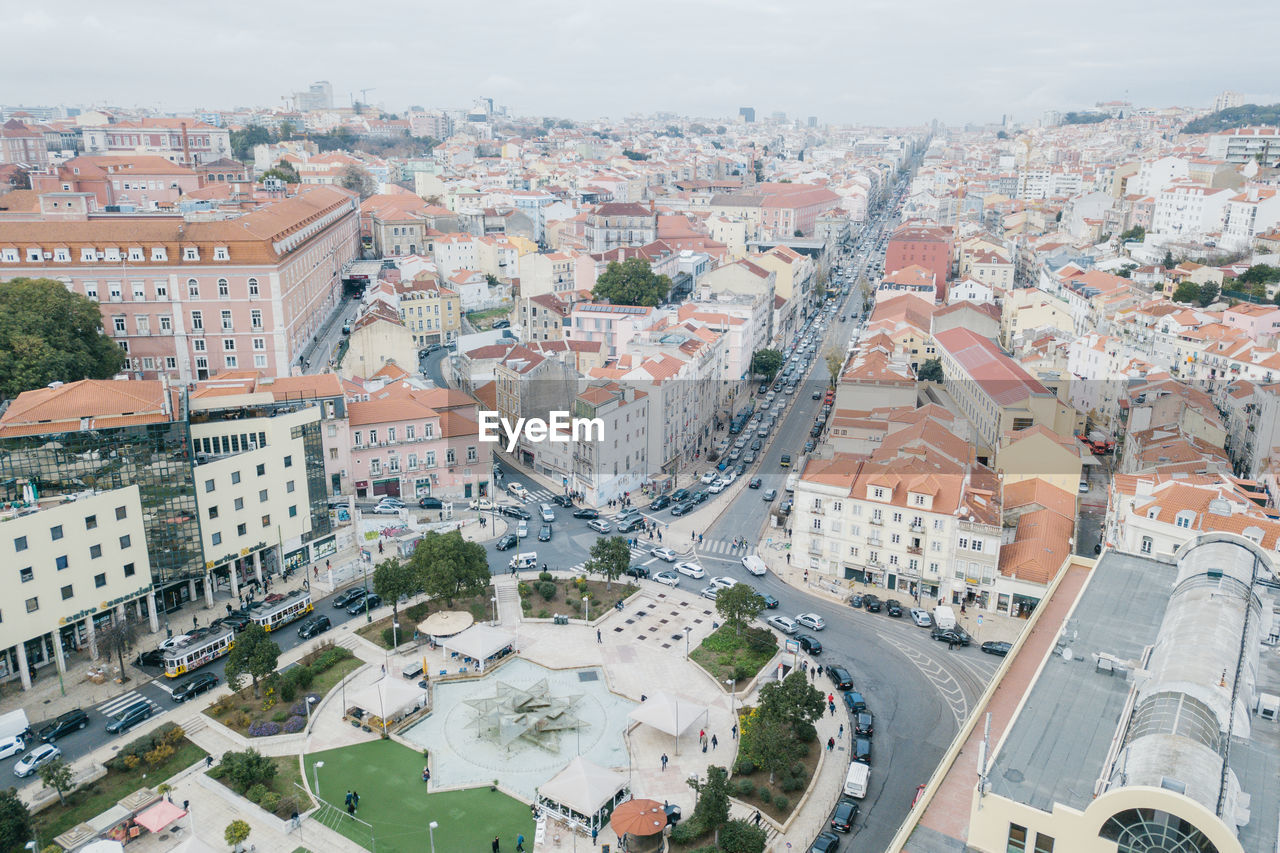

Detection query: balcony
xmin=910 ymin=522 xmax=925 ymax=533
xmin=869 ymin=517 xmax=883 ymax=526
xmin=867 ymin=536 xmax=883 ymax=548
xmin=808 ymin=541 xmax=824 ymax=556
xmin=810 ymin=504 xmax=824 ymax=516
xmin=866 ymin=558 xmax=883 ymax=569
xmin=907 ymin=546 xmax=922 ymax=555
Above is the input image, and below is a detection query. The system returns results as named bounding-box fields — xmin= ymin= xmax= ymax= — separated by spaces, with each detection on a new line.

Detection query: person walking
xmin=661 ymin=753 xmax=668 ymax=771
xmin=752 ymin=809 xmax=762 ymax=827
xmin=827 ymin=736 xmax=835 ymax=751
xmin=345 ymin=791 xmax=353 ymax=809
xmin=492 ymin=836 xmax=501 ymax=853
xmin=596 ymin=628 xmax=602 ymax=644
xmin=838 ymin=723 xmax=845 ymax=738
xmin=352 ymin=791 xmax=360 ymax=812
xmin=516 ymin=833 xmax=525 ymax=852
xmin=711 ymin=734 xmax=718 ymax=749
xmin=732 ymin=722 xmax=738 ymax=739
xmin=423 ymin=766 xmax=431 ymax=783
xmin=591 ymin=826 xmax=598 ymax=846
xmin=829 ymin=700 xmax=836 ymax=716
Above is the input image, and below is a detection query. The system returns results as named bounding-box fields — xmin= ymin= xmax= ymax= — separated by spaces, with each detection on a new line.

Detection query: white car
xmin=651 ymin=547 xmax=678 ymax=563
xmin=371 ymin=502 xmax=402 ymax=515
xmin=376 ymin=497 xmax=405 ymax=508
xmin=796 ymin=612 xmax=826 ymax=631
xmin=507 ymin=482 xmax=530 ymax=500
xmin=700 ymin=471 xmax=718 ymax=485
xmin=587 ymin=519 xmax=611 ymax=534
xmin=767 ymin=615 xmax=798 ymax=635
xmin=653 ymin=571 xmax=680 ymax=587
xmin=0 ymin=735 xmax=25 ymax=760
xmin=709 ymin=576 xmax=738 ymax=590
xmin=707 ymin=480 xmax=726 ymax=494
xmin=13 ymin=743 xmax=61 ymax=778
xmin=468 ymin=498 xmax=497 ymax=511
xmin=516 ymin=520 xmax=529 ymax=538
xmin=700 ymin=586 xmax=719 ymax=601
xmin=910 ymin=608 xmax=933 ymax=627
xmin=676 ymin=562 xmax=706 ymax=579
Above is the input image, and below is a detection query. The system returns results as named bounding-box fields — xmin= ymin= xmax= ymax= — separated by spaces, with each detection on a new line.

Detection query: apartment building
xmin=517 ymin=251 xmax=594 ymax=298
xmin=518 ymin=291 xmax=589 ymax=343
xmin=566 ymin=303 xmax=660 ymax=358
xmin=570 ymin=382 xmax=650 ymax=505
xmin=31 ymin=155 xmax=203 ymax=208
xmin=396 ymin=273 xmax=461 ymax=346
xmin=0 ymin=186 xmax=361 ymax=381
xmin=0 ymin=119 xmax=51 ymax=168
xmin=884 ymin=222 xmax=953 ymax=300
xmin=493 ymin=345 xmax=582 ymax=481
xmin=80 ymin=118 xmax=232 ymax=166
xmin=584 ymin=202 xmax=657 ymax=253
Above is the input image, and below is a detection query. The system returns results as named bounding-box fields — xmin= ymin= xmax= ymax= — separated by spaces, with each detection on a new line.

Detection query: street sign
xmin=977 ymin=615 xmax=983 ymax=626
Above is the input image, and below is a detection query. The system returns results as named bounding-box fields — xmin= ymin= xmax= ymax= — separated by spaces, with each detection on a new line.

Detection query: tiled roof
xmin=0 ymin=379 xmax=170 ymax=437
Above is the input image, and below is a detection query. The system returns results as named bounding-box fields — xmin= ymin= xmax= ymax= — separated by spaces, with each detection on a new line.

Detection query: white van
xmin=843 ymin=761 xmax=870 ymax=798
xmin=0 ymin=709 xmax=31 ymax=741
xmin=509 ymin=552 xmax=538 ymax=571
xmin=933 ymin=605 xmax=957 ymax=631
xmin=741 ymin=555 xmax=767 ymax=577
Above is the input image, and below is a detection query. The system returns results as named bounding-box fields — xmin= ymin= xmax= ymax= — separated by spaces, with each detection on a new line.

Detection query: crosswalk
xmin=97 ymin=689 xmax=164 ymax=717
xmin=564 ymin=543 xmax=665 ymax=574
xmin=698 ymin=537 xmax=751 ymax=556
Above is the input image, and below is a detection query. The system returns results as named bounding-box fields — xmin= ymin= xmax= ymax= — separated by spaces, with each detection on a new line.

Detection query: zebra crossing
xmin=96 ymin=689 xmax=164 ymax=718
xmin=564 ymin=543 xmax=659 ymax=574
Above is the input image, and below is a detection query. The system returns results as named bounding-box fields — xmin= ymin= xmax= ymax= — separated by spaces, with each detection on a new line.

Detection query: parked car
xmin=748 ymin=477 xmax=762 ymax=490
xmin=854 ymin=710 xmax=874 ymax=736
xmin=796 ymin=612 xmax=826 ymax=631
xmin=375 ymin=497 xmax=405 ymax=509
xmin=827 ymin=665 xmax=854 ymax=690
xmin=653 ymin=571 xmax=679 ymax=587
xmin=700 ymin=586 xmax=718 ymax=601
xmin=809 ymin=830 xmax=841 ymax=853
xmin=852 ymin=736 xmax=872 ymax=765
xmin=298 ymin=614 xmax=332 ymax=639
xmin=863 ymin=595 xmax=881 ymax=613
xmin=538 ymin=524 xmax=553 ymax=542
xmin=418 ymin=496 xmax=444 ymax=509
xmin=13 ymin=743 xmax=61 ymax=778
xmin=831 ymin=798 xmax=859 ymax=832
xmin=709 ymin=576 xmax=738 ymax=590
xmin=38 ymin=709 xmax=89 ymax=743
xmin=371 ymin=502 xmax=402 ymax=515
xmin=624 ymin=565 xmax=650 ymax=579
xmin=669 ymin=501 xmax=692 ymax=517
xmin=649 ymin=494 xmax=672 ymax=510
xmin=909 ymin=608 xmax=933 ymax=627
xmin=690 ymin=490 xmax=709 ymax=505
xmin=885 ymin=599 xmax=903 ymax=617
xmin=468 ymin=499 xmax=498 ymax=511
xmin=572 ymin=508 xmax=600 ymax=519
xmin=676 ymin=562 xmax=706 ymax=579
xmin=700 ymin=471 xmax=718 ymax=484
xmin=223 ymin=613 xmax=252 ymax=631
xmin=981 ymin=640 xmax=1012 ymax=657
xmin=767 ymin=615 xmax=798 ymax=635
xmin=707 ymin=480 xmax=727 ymax=494
xmin=348 ymin=593 xmax=382 ymax=615
xmin=495 ymin=534 xmax=518 ymax=551
xmin=670 ymin=488 xmax=690 ymax=502
xmin=587 ymin=519 xmax=611 ymax=534
xmin=328 ymin=589 xmax=365 ymax=610
xmin=797 ymin=634 xmax=823 ymax=655
xmin=172 ymin=672 xmax=219 ymax=703
xmin=843 ymin=691 xmax=867 ymax=713
xmin=761 ymin=593 xmax=780 ymax=609
xmin=932 ymin=627 xmax=972 ymax=646
xmin=135 ymin=648 xmax=167 ymax=668
xmin=105 ymin=701 xmax=153 ymax=735
xmin=0 ymin=736 xmax=25 ymax=761
xmin=763 ymin=488 xmax=778 ymax=501
xmin=651 ymin=547 xmax=678 ymax=562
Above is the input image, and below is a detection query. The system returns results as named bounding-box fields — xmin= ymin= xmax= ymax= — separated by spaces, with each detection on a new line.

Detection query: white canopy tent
xmin=349 ymin=676 xmax=427 ymax=727
xmin=438 ymin=624 xmax=516 ymax=672
xmin=535 ymin=756 xmax=630 ymax=833
xmin=626 ymin=691 xmax=709 ymax=753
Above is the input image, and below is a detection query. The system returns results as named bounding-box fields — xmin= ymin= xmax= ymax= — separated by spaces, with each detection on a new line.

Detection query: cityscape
xmin=2 ymin=14 xmax=1280 ymax=853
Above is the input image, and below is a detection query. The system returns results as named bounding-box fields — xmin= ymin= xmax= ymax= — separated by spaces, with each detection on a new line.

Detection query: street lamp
xmin=684 ymin=626 xmax=692 ymax=660
xmin=312 ymin=760 xmax=325 ymax=797
xmin=583 ymin=593 xmax=589 ymax=623
xmin=491 ymin=596 xmax=498 ymax=626
xmin=305 ymin=695 xmax=319 ymax=729
xmin=428 ymin=820 xmax=439 ymax=853
xmin=725 ymin=678 xmax=737 ymax=724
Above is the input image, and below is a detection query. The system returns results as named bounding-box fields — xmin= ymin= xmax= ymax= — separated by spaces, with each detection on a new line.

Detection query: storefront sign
xmin=101 ymin=585 xmax=151 ymax=610
xmin=283 ymin=546 xmax=309 ymax=573
xmin=311 ymin=536 xmax=338 ymax=561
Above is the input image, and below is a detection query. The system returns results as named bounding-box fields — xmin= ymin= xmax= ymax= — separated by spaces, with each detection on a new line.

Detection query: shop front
xmin=372 ymin=477 xmax=401 ymax=498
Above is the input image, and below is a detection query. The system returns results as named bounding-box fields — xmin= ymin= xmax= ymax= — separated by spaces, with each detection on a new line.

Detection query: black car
xmin=499 ymin=505 xmax=531 ymax=520
xmin=885 ymin=599 xmax=903 ymax=617
xmin=418 ymin=496 xmax=444 ymax=509
xmin=38 ymin=709 xmax=89 ymax=742
xmin=750 ymin=438 xmax=762 ymax=451
xmin=495 ymin=534 xmax=518 ymax=551
xmin=854 ymin=710 xmax=874 ymax=737
xmin=852 ymin=736 xmax=872 ymax=765
xmin=863 ymin=595 xmax=881 ymax=613
xmin=810 ymin=425 xmax=822 ymax=438
xmin=762 ymin=594 xmax=779 ymax=609
xmin=572 ymin=508 xmax=600 ymax=519
xmin=333 ymin=588 xmax=366 ymax=609
xmin=551 ymin=494 xmax=574 ymax=508
xmin=809 ymin=831 xmax=841 ymax=853
xmin=671 ymin=488 xmax=690 ymax=502
xmin=298 ymin=614 xmax=332 ymax=639
xmin=831 ymin=798 xmax=859 ymax=832
xmin=617 ymin=515 xmax=646 ymax=533
xmin=348 ymin=593 xmax=381 ymax=615
xmin=172 ymin=672 xmax=219 ymax=703
xmin=932 ymin=627 xmax=972 ymax=646
xmin=804 ymin=440 xmax=816 ymax=453
xmin=981 ymin=640 xmax=1012 ymax=657
xmin=827 ymin=665 xmax=854 ymax=690
xmin=625 ymin=565 xmax=650 ymax=579
xmin=748 ymin=477 xmax=762 ymax=490
xmin=797 ymin=634 xmax=823 ymax=655
xmin=135 ymin=648 xmax=167 ymax=668
xmin=223 ymin=613 xmax=252 ymax=631
xmin=105 ymin=701 xmax=152 ymax=735
xmin=690 ymin=490 xmax=709 ymax=505
xmin=670 ymin=501 xmax=693 ymax=517
xmin=649 ymin=494 xmax=672 ymax=510
xmin=843 ymin=691 xmax=867 ymax=713
xmin=848 ymin=593 xmax=864 ymax=608
xmin=538 ymin=524 xmax=553 ymax=542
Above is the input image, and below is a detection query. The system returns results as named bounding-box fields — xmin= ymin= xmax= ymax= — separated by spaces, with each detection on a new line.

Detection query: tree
xmin=411 ymin=530 xmax=490 ymax=607
xmin=917 ymin=357 xmax=944 ymax=383
xmin=484 ymin=273 xmax=500 ymax=287
xmin=339 ymin=165 xmax=376 ymax=199
xmin=220 ymin=749 xmax=277 ymax=793
xmin=718 ymin=818 xmax=767 ymax=853
xmin=621 ymin=150 xmax=648 ymax=161
xmin=592 ymin=258 xmax=672 ymax=307
xmin=1162 ymin=250 xmax=1176 ymax=270
xmin=224 ymin=819 xmax=251 ymax=850
xmin=757 ymin=670 xmax=825 ymax=735
xmin=824 ymin=348 xmax=845 ymax=388
xmin=373 ymin=556 xmax=420 ymax=626
xmin=688 ymin=765 xmax=730 ymax=837
xmin=1249 ymin=281 xmax=1268 ymax=300
xmin=1197 ymin=281 xmax=1220 ymax=306
xmin=0 ymin=787 xmax=32 ymax=851
xmin=229 ymin=125 xmax=274 ymax=161
xmin=38 ymin=759 xmax=75 ymax=805
xmin=98 ymin=617 xmax=139 ymax=684
xmin=583 ymin=536 xmax=630 ymax=591
xmin=224 ymin=623 xmax=280 ymax=696
xmin=1119 ymin=225 xmax=1146 ymax=242
xmin=261 ymin=161 xmax=300 ymax=183
xmin=747 ymin=713 xmax=805 ymax=784
xmin=1171 ymin=281 xmax=1201 ymax=305
xmin=5 ymin=166 xmax=31 ymax=190
xmin=715 ymin=584 xmax=766 ymax=634
xmin=750 ymin=349 xmax=783 ymax=381
xmin=0 ymin=277 xmax=128 ymax=398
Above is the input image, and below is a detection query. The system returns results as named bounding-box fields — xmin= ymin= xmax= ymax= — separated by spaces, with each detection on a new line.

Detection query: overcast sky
xmin=7 ymin=0 xmax=1279 ymax=126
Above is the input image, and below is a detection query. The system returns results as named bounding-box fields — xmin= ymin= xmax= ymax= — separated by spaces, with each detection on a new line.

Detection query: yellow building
xmin=397 ymin=273 xmax=461 ymax=346
xmin=1000 ymin=288 xmax=1075 ymax=348
xmin=996 ymin=425 xmax=1084 ymax=496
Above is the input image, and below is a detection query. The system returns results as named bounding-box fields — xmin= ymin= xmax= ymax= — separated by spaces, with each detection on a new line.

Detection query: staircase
xmin=495 ymin=578 xmax=522 ymax=626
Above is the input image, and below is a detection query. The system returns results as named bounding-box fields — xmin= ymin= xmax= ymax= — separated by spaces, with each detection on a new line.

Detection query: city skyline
xmin=6 ymin=0 xmax=1279 ymax=125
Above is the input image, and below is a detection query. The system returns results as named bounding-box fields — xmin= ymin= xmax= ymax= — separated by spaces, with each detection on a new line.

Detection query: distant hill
xmin=1182 ymin=103 xmax=1280 ymax=135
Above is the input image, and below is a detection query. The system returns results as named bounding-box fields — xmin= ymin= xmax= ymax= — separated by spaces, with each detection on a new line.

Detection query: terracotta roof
xmin=0 ymin=379 xmax=171 ymax=437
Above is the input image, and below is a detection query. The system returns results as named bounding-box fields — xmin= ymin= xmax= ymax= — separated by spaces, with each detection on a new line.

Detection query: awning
xmin=350 ymin=676 xmax=427 ymax=721
xmin=439 ymin=624 xmax=515 ymax=665
xmin=134 ymin=799 xmax=187 ymax=833
xmin=418 ymin=610 xmax=474 ymax=638
xmin=537 ymin=756 xmax=628 ymax=818
xmin=626 ymin=691 xmax=708 ymax=738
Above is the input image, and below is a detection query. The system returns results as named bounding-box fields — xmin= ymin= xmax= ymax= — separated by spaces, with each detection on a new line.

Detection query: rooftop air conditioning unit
xmin=96 ymin=252 xmax=105 ymax=259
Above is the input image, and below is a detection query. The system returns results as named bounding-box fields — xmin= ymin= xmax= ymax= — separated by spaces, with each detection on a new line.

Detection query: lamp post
xmin=684 ymin=626 xmax=692 ymax=660
xmin=491 ymin=596 xmax=498 ymax=626
xmin=428 ymin=820 xmax=438 ymax=853
xmin=305 ymin=695 xmax=318 ymax=729
xmin=725 ymin=678 xmax=737 ymax=724
xmin=362 ymin=558 xmax=373 ymax=623
xmin=583 ymin=593 xmax=589 ymax=623
xmin=312 ymin=760 xmax=325 ymax=797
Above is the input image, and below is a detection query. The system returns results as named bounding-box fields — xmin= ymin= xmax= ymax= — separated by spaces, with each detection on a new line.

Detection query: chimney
xmin=180 ymin=122 xmax=191 ymax=166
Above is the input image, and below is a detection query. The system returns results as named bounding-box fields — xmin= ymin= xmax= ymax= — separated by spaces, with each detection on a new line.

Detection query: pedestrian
xmin=352 ymin=791 xmax=359 ymax=812
xmin=591 ymin=826 xmax=598 ymax=846
xmin=423 ymin=766 xmax=431 ymax=783
xmin=597 ymin=628 xmax=602 ymax=644
xmin=516 ymin=833 xmax=525 ymax=852
xmin=829 ymin=701 xmax=836 ymax=716
xmin=492 ymin=836 xmax=500 ymax=853
xmin=698 ymin=533 xmax=703 ymax=544
xmin=206 ymin=754 xmax=213 ymax=768
xmin=193 ymin=615 xmax=198 ymax=628
xmin=345 ymin=791 xmax=353 ymax=808
xmin=827 ymin=736 xmax=835 ymax=751
xmin=732 ymin=722 xmax=738 ymax=739
xmin=691 ymin=530 xmax=696 ymax=542
xmin=699 ymin=728 xmax=705 ymax=741
xmin=828 ymin=693 xmax=834 ymax=704
xmin=838 ymin=723 xmax=844 ymax=738
xmin=314 ymin=565 xmax=319 ymax=579
xmin=753 ymin=809 xmax=762 ymax=827
xmin=225 ymin=603 xmax=232 ymax=616
xmin=661 ymin=753 xmax=668 ymax=771
xmin=711 ymin=734 xmax=718 ymax=749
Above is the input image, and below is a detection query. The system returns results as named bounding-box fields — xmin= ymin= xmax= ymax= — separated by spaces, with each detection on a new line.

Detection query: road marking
xmin=97 ymin=690 xmax=162 ymax=717
xmin=879 ymin=634 xmax=969 ymax=728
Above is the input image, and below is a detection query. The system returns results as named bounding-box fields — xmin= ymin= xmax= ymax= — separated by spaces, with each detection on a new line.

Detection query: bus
xmin=250 ymin=591 xmax=313 ymax=632
xmin=163 ymin=627 xmax=235 ymax=678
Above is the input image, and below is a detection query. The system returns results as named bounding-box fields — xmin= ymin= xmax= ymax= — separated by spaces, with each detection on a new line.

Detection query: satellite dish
xmin=1062 ymin=648 xmax=1074 ymax=661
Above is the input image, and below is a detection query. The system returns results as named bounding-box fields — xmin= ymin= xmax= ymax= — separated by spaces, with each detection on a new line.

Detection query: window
xmin=115 ymin=505 xmax=127 ymax=520
xmin=214 ymin=247 xmax=229 ymax=261
xmin=27 ymin=248 xmax=42 ymax=262
xmin=188 ymin=278 xmax=199 ymax=298
xmin=1140 ymin=536 xmax=1153 ymax=554
xmin=184 ymin=247 xmax=199 ymax=261
xmin=208 ymin=505 xmax=219 ymax=520
xmin=85 ymin=283 xmax=99 ymax=301
xmin=25 ymin=597 xmax=38 ymax=613
xmin=205 ymin=479 xmax=215 ymax=492
xmin=124 ymin=562 xmax=136 ymax=577
xmin=259 ymin=489 xmax=268 ymax=502
xmin=892 ymin=512 xmax=902 ymax=523
xmin=467 ymin=446 xmax=478 ymax=462
xmin=62 ymin=583 xmax=78 ymax=600
xmin=218 ymin=278 xmax=229 ymax=297
xmin=958 ymin=537 xmax=968 ymax=549
xmin=1006 ymin=824 xmax=1028 ymax=853
xmin=85 ymin=514 xmax=97 ymax=530
xmin=237 ymin=523 xmax=247 ymax=536
xmin=425 ymin=450 xmax=436 ymax=467
xmin=891 ymin=533 xmax=901 ymax=544
xmin=191 ymin=310 xmax=203 ymax=330
xmin=51 ymin=524 xmax=63 ymax=541
xmin=1175 ymin=510 xmax=1195 ymax=529
xmin=193 ymin=338 xmax=206 ymax=352
xmin=231 ymin=471 xmax=241 ymax=485
xmin=166 ymin=357 xmax=177 ymax=370
xmin=81 ymin=247 xmax=97 ymax=262
xmin=221 ymin=310 xmax=233 ymax=331
xmin=151 ymin=247 xmax=167 ymax=262
xmin=14 ymin=535 xmax=27 ymax=552
xmin=972 ymin=539 xmax=983 ymax=552
xmin=113 ymin=316 xmax=126 ymax=333
xmin=252 ymin=336 xmax=265 ymax=350
xmin=446 ymin=448 xmax=456 ymax=465
xmin=284 ymin=455 xmax=293 ymax=468
xmin=225 ymin=355 xmax=238 ymax=368
xmin=20 ymin=568 xmax=33 ymax=583
xmin=254 ymin=355 xmax=268 ymax=368
xmin=119 ymin=534 xmax=131 ymax=549
xmin=811 ymin=518 xmax=822 ymax=531
xmin=354 ymin=431 xmax=363 ymax=447
xmin=256 ymin=463 xmax=266 ymax=476
xmin=368 ymin=430 xmax=377 ymax=444
xmin=54 ymin=247 xmax=70 ymax=262
xmin=289 ymin=505 xmax=298 ymax=518
xmin=90 ymin=544 xmax=102 ymax=559
xmin=1032 ymin=834 xmax=1054 ymax=853
xmin=132 ymin=282 xmax=146 ymax=301
xmin=248 ymin=277 xmax=259 ymax=297
xmin=211 ymin=532 xmax=222 ymax=546
xmin=55 ymin=555 xmax=69 ymax=570
xmin=873 ymin=487 xmax=885 ymax=498
xmin=286 ymin=480 xmax=296 ymax=493
xmin=251 ymin=309 xmax=262 ymax=330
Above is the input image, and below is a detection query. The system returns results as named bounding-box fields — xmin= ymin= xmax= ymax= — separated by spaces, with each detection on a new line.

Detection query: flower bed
xmin=517 ymin=574 xmax=637 ymax=619
xmin=204 ymin=641 xmax=358 ymax=737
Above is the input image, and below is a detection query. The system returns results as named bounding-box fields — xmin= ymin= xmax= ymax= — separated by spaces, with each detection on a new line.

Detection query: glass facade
xmin=295 ymin=419 xmax=331 ymax=543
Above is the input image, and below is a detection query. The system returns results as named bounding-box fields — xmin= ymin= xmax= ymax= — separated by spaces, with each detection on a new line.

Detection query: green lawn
xmin=306 ymin=740 xmax=534 ymax=853
xmin=690 ymin=624 xmax=778 ymax=682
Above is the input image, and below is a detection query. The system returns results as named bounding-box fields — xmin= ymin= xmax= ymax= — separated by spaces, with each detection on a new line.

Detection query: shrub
xmin=220 ymin=749 xmax=277 ymax=793
xmin=757 ymin=788 xmax=772 ymax=805
xmin=227 ymin=711 xmax=252 ymax=730
xmin=111 ymin=722 xmax=185 ymax=769
xmin=42 ymin=845 xmax=62 ymax=853
xmin=290 ymin=665 xmax=314 ymax=689
xmin=733 ymin=758 xmax=756 ymax=775
xmin=247 ymin=720 xmax=282 ymax=737
xmin=789 ymin=762 xmax=805 ymax=778
xmin=122 ymin=755 xmax=140 ymax=770
xmin=745 ymin=627 xmax=778 ymax=654
xmin=275 ymin=795 xmax=300 ymax=819
xmin=536 ymin=581 xmax=557 ymax=600
xmin=733 ymin=664 xmax=754 ymax=681
xmin=381 ymin=627 xmax=398 ymax=648
xmin=734 ymin=779 xmax=756 ymax=798
xmin=780 ymin=774 xmax=805 ymax=793
xmin=521 ymin=598 xmax=532 ymax=612
xmin=669 ymin=821 xmax=707 ymax=845
xmin=538 ymin=571 xmax=553 ymax=582
xmin=260 ymin=791 xmax=281 ymax=813
xmin=718 ymin=818 xmax=767 ymax=853
xmin=271 ymin=711 xmax=289 ymax=723
xmin=144 ymin=743 xmax=175 ymax=768
xmin=773 ymin=795 xmax=789 ymax=812
xmin=283 ymin=715 xmax=306 ymax=734
xmin=245 ymin=783 xmax=268 ymax=804
xmin=278 ymin=680 xmax=297 ymax=703
xmin=536 ymin=610 xmax=550 ymax=619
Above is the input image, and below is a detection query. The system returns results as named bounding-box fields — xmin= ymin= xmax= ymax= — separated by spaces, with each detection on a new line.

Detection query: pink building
xmin=31 ymin=155 xmax=203 ymax=208
xmin=567 ymin=303 xmax=659 ymax=358
xmin=0 ymin=186 xmax=360 ymax=381
xmin=81 ymin=119 xmax=232 ymax=166
xmin=1222 ymin=302 xmax=1280 ymax=339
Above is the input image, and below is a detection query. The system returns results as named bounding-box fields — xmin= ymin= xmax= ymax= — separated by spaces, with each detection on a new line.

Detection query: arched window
xmin=247 ymin=277 xmax=259 ymax=297
xmin=217 ymin=278 xmax=229 ymax=297
xmin=187 ymin=278 xmax=199 ymax=298
xmin=1099 ymin=808 xmax=1219 ymax=853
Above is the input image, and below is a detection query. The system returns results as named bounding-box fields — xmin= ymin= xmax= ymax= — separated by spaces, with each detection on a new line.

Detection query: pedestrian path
xmin=97 ymin=689 xmax=163 ymax=717
xmin=698 ymin=537 xmax=753 ymax=556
